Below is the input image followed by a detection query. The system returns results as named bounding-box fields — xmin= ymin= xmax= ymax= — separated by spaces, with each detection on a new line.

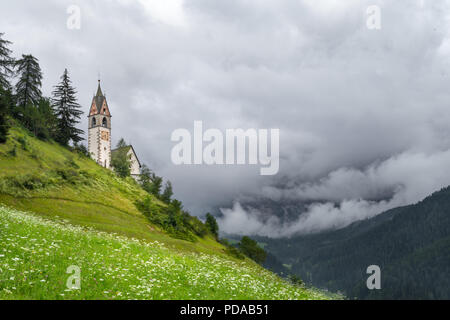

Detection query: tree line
xmin=0 ymin=33 xmax=84 ymax=149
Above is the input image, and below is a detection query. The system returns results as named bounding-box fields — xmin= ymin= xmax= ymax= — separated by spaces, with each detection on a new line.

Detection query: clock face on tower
xmin=101 ymin=131 xmax=109 ymax=141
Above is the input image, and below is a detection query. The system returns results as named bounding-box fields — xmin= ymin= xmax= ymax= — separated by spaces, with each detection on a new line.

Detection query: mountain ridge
xmin=258 ymin=187 xmax=450 ymax=299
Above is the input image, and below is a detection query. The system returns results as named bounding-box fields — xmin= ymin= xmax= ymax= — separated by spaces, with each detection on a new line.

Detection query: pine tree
xmin=0 ymin=33 xmax=15 ymax=90
xmin=52 ymin=69 xmax=84 ymax=145
xmin=139 ymin=164 xmax=153 ymax=193
xmin=0 ymin=86 xmax=11 ymax=143
xmin=149 ymin=173 xmax=163 ymax=196
xmin=15 ymin=54 xmax=42 ymax=108
xmin=161 ymin=181 xmax=173 ymax=203
xmin=205 ymin=213 xmax=219 ymax=239
xmin=31 ymin=97 xmax=57 ymax=140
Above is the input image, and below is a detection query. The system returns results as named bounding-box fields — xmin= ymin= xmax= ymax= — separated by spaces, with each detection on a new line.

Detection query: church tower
xmin=88 ymin=80 xmax=112 ymax=168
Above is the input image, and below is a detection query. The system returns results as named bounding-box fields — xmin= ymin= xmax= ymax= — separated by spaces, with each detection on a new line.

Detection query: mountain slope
xmin=0 ymin=126 xmax=333 ymax=300
xmin=0 ymin=126 xmax=220 ymax=254
xmin=260 ymin=188 xmax=450 ymax=299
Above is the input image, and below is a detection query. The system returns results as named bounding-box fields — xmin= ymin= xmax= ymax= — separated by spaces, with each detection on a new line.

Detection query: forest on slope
xmin=259 ymin=187 xmax=450 ymax=299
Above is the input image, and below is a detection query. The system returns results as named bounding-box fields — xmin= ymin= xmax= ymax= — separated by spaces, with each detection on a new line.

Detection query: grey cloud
xmin=2 ymin=1 xmax=450 ymax=230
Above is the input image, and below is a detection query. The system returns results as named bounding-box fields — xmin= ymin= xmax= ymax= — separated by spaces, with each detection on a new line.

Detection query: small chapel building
xmin=88 ymin=80 xmax=141 ymax=178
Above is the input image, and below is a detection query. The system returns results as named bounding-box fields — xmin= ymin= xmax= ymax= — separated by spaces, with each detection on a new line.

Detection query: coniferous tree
xmin=15 ymin=54 xmax=42 ymax=109
xmin=0 ymin=86 xmax=11 ymax=143
xmin=52 ymin=68 xmax=84 ymax=145
xmin=29 ymin=97 xmax=57 ymax=140
xmin=149 ymin=173 xmax=163 ymax=196
xmin=205 ymin=213 xmax=219 ymax=239
xmin=139 ymin=164 xmax=153 ymax=193
xmin=0 ymin=33 xmax=15 ymax=90
xmin=161 ymin=181 xmax=173 ymax=203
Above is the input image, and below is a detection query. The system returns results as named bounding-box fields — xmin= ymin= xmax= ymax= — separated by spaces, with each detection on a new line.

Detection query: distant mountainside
xmin=258 ymin=187 xmax=450 ymax=299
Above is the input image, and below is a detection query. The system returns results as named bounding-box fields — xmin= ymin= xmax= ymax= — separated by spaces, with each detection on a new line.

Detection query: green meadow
xmin=0 ymin=126 xmax=336 ymax=300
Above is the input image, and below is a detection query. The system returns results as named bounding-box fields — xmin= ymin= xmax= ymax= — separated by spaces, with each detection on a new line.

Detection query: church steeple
xmin=88 ymin=79 xmax=112 ymax=169
xmin=96 ymin=79 xmax=103 ymax=97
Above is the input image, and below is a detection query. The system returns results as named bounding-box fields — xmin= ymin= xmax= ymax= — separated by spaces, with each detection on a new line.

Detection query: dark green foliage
xmin=36 ymin=98 xmax=57 ymax=140
xmin=262 ymin=186 xmax=450 ymax=299
xmin=52 ymin=69 xmax=84 ymax=145
xmin=139 ymin=164 xmax=153 ymax=192
xmin=0 ymin=33 xmax=15 ymax=90
xmin=111 ymin=138 xmax=131 ymax=178
xmin=288 ymin=274 xmax=304 ymax=287
xmin=18 ymin=98 xmax=56 ymax=140
xmin=150 ymin=174 xmax=163 ymax=197
xmin=205 ymin=213 xmax=219 ymax=239
xmin=262 ymin=252 xmax=290 ymax=276
xmin=0 ymin=33 xmax=14 ymax=143
xmin=219 ymin=239 xmax=245 ymax=260
xmin=15 ymin=54 xmax=42 ymax=109
xmin=139 ymin=164 xmax=163 ymax=197
xmin=161 ymin=180 xmax=173 ymax=203
xmin=0 ymin=85 xmax=11 ymax=143
xmin=238 ymin=236 xmax=267 ymax=265
xmin=135 ymin=196 xmax=209 ymax=242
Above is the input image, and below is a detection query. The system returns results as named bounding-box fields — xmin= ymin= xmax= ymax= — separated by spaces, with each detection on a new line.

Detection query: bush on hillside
xmin=238 ymin=236 xmax=267 ymax=265
xmin=135 ymin=195 xmax=211 ymax=242
xmin=219 ymin=239 xmax=245 ymax=260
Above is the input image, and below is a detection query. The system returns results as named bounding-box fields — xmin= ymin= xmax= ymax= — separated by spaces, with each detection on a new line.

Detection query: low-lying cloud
xmin=219 ymin=149 xmax=450 ymax=237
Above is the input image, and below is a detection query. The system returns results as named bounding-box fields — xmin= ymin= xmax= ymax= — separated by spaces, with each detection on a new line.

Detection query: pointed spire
xmin=96 ymin=79 xmax=103 ymax=97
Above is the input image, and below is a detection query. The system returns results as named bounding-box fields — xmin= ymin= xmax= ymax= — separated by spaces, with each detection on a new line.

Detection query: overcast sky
xmin=2 ymin=0 xmax=450 ymax=237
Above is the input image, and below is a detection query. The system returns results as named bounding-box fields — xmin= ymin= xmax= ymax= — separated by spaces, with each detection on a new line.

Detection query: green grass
xmin=0 ymin=126 xmax=337 ymax=300
xmin=0 ymin=126 xmax=226 ymax=256
xmin=0 ymin=206 xmax=333 ymax=300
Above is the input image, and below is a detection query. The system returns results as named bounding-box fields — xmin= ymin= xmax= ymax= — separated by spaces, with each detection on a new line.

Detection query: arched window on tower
xmin=102 ymin=117 xmax=107 ymax=127
xmin=92 ymin=117 xmax=96 ymax=127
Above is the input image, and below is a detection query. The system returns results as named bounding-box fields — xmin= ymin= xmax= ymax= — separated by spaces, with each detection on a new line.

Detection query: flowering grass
xmin=0 ymin=206 xmax=334 ymax=300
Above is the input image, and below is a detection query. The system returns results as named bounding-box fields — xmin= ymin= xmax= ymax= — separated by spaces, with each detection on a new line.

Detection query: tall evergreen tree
xmin=15 ymin=54 xmax=42 ymax=108
xmin=0 ymin=85 xmax=11 ymax=143
xmin=205 ymin=213 xmax=219 ymax=239
xmin=150 ymin=173 xmax=163 ymax=196
xmin=161 ymin=181 xmax=173 ymax=203
xmin=139 ymin=164 xmax=153 ymax=193
xmin=32 ymin=97 xmax=57 ymax=140
xmin=0 ymin=33 xmax=15 ymax=90
xmin=52 ymin=69 xmax=84 ymax=145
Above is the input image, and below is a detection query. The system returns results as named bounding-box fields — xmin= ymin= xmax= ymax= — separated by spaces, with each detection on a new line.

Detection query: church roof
xmin=94 ymin=80 xmax=105 ymax=113
xmin=89 ymin=80 xmax=111 ymax=116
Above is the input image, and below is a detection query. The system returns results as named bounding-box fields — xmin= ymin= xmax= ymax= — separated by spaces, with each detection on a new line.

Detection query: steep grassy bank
xmin=0 ymin=126 xmax=335 ymax=300
xmin=0 ymin=126 xmax=223 ymax=255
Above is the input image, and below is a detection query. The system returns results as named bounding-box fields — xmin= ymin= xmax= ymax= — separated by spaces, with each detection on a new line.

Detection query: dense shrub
xmin=135 ymin=196 xmax=210 ymax=242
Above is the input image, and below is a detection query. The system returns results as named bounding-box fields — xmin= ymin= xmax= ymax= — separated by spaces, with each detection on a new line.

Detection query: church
xmin=87 ymin=80 xmax=141 ymax=178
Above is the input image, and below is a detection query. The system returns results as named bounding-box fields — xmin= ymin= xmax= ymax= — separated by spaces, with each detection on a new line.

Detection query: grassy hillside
xmin=0 ymin=126 xmax=333 ymax=300
xmin=0 ymin=126 xmax=221 ymax=254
